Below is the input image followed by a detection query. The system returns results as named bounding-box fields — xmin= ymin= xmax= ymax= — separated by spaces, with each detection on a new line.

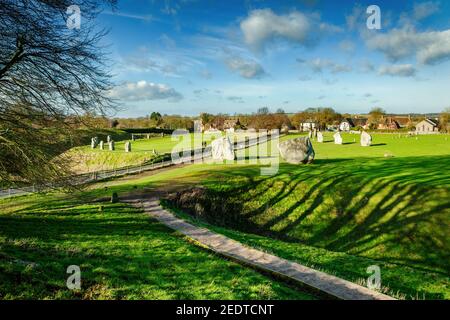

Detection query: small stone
xmin=125 ymin=141 xmax=131 ymax=152
xmin=334 ymin=132 xmax=343 ymax=145
xmin=111 ymin=192 xmax=118 ymax=203
xmin=360 ymin=131 xmax=372 ymax=147
xmin=317 ymin=131 xmax=324 ymax=143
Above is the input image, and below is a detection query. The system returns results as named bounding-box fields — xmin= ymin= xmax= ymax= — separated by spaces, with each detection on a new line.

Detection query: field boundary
xmin=124 ymin=197 xmax=395 ymax=300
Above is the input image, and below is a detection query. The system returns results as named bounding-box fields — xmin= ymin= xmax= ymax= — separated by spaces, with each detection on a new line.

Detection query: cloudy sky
xmin=98 ymin=0 xmax=450 ymax=116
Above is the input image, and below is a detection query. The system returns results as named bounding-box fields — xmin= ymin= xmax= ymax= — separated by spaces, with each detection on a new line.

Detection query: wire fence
xmin=0 ymin=133 xmax=277 ymax=199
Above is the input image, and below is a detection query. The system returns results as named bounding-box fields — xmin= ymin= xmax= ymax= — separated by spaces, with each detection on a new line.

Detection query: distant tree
xmin=276 ymin=108 xmax=285 ymax=114
xmin=0 ymin=0 xmax=116 ymax=187
xmin=200 ymin=112 xmax=214 ymax=125
xmin=257 ymin=107 xmax=270 ymax=115
xmin=316 ymin=107 xmax=341 ymax=130
xmin=439 ymin=108 xmax=450 ymax=132
xmin=368 ymin=107 xmax=386 ymax=126
xmin=150 ymin=112 xmax=163 ymax=126
xmin=109 ymin=119 xmax=119 ymax=128
xmin=150 ymin=112 xmax=162 ymax=121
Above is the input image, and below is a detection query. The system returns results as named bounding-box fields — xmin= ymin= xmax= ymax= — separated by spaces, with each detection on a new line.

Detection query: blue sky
xmin=95 ymin=0 xmax=450 ymax=116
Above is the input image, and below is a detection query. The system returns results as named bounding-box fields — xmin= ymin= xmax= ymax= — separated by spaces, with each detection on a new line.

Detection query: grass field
xmin=161 ymin=133 xmax=450 ymax=299
xmin=66 ymin=132 xmax=259 ymax=173
xmin=78 ymin=132 xmax=449 ymax=299
xmin=1 ymin=132 xmax=448 ymax=299
xmin=0 ymin=192 xmax=315 ymax=300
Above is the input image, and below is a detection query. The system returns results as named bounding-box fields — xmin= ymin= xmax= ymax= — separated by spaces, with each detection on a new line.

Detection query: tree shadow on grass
xmin=174 ymin=155 xmax=450 ymax=276
xmin=0 ymin=202 xmax=311 ymax=300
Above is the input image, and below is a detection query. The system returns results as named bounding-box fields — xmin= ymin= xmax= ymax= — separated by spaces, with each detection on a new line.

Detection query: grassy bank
xmin=0 ymin=193 xmax=315 ymax=300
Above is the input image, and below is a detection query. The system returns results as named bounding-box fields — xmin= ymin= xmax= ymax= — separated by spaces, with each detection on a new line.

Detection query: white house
xmin=415 ymin=118 xmax=439 ymax=134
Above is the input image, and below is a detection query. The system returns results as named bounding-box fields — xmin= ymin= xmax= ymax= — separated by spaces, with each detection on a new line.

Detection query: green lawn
xmin=66 ymin=132 xmax=260 ymax=173
xmin=0 ymin=193 xmax=315 ymax=300
xmin=80 ymin=132 xmax=449 ymax=299
xmin=1 ymin=132 xmax=448 ymax=299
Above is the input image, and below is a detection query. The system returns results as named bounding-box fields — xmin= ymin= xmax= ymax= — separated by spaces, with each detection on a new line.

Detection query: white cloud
xmin=109 ymin=81 xmax=183 ymax=102
xmin=339 ymin=39 xmax=356 ymax=53
xmin=240 ymin=9 xmax=340 ymax=51
xmin=300 ymin=58 xmax=352 ymax=74
xmin=364 ymin=26 xmax=450 ymax=65
xmin=224 ymin=55 xmax=266 ymax=79
xmin=345 ymin=4 xmax=365 ymax=31
xmin=378 ymin=64 xmax=417 ymax=77
xmin=227 ymin=96 xmax=245 ymax=103
xmin=413 ymin=1 xmax=440 ymax=20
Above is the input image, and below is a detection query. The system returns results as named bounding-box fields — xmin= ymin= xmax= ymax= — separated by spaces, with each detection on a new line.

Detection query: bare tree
xmin=0 ymin=0 xmax=116 ymax=187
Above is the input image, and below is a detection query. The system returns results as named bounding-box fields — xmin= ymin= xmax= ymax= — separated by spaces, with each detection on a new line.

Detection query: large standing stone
xmin=360 ymin=131 xmax=372 ymax=147
xmin=91 ymin=137 xmax=98 ymax=149
xmin=308 ymin=130 xmax=313 ymax=139
xmin=211 ymin=136 xmax=235 ymax=161
xmin=277 ymin=137 xmax=315 ymax=164
xmin=99 ymin=141 xmax=104 ymax=150
xmin=317 ymin=131 xmax=324 ymax=143
xmin=334 ymin=132 xmax=343 ymax=145
xmin=107 ymin=135 xmax=111 ymax=143
xmin=109 ymin=141 xmax=115 ymax=151
xmin=125 ymin=141 xmax=131 ymax=152
xmin=131 ymin=134 xmax=135 ymax=141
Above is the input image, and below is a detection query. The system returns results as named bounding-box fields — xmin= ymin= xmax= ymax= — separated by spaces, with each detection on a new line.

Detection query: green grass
xmin=2 ymin=133 xmax=448 ymax=299
xmin=66 ymin=132 xmax=259 ymax=173
xmin=80 ymin=133 xmax=449 ymax=299
xmin=0 ymin=193 xmax=315 ymax=300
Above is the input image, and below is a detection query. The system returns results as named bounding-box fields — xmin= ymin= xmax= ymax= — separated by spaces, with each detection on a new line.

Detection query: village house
xmin=415 ymin=118 xmax=439 ymax=134
xmin=378 ymin=117 xmax=400 ymax=130
xmin=339 ymin=118 xmax=368 ymax=131
xmin=392 ymin=115 xmax=412 ymax=128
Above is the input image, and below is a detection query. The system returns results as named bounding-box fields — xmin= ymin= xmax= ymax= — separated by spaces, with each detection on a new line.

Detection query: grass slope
xmin=0 ymin=193 xmax=315 ymax=300
xmin=82 ymin=133 xmax=450 ymax=299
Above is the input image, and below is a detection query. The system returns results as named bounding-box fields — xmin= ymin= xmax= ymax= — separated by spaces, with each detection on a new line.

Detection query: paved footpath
xmin=124 ymin=198 xmax=395 ymax=300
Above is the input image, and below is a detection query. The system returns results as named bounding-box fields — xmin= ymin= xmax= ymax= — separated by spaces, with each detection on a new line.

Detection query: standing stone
xmin=308 ymin=130 xmax=312 ymax=139
xmin=211 ymin=137 xmax=235 ymax=161
xmin=125 ymin=141 xmax=131 ymax=152
xmin=334 ymin=132 xmax=343 ymax=145
xmin=109 ymin=140 xmax=115 ymax=151
xmin=278 ymin=137 xmax=315 ymax=164
xmin=317 ymin=131 xmax=324 ymax=143
xmin=131 ymin=134 xmax=135 ymax=141
xmin=99 ymin=141 xmax=104 ymax=150
xmin=360 ymin=131 xmax=372 ymax=147
xmin=91 ymin=137 xmax=98 ymax=149
xmin=147 ymin=134 xmax=150 ymax=139
xmin=107 ymin=135 xmax=111 ymax=143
